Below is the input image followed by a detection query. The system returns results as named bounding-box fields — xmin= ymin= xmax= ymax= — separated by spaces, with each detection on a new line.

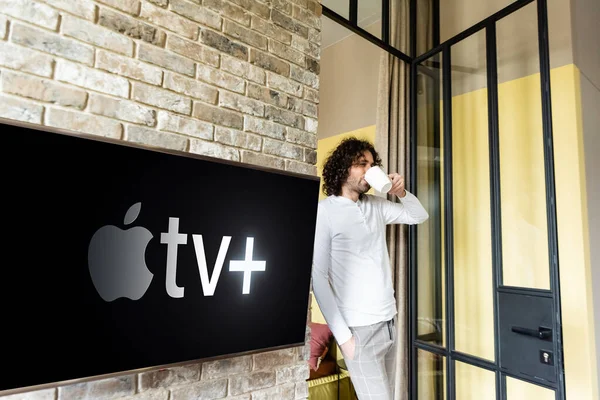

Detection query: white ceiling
xmin=321 ymin=0 xmax=382 ymax=49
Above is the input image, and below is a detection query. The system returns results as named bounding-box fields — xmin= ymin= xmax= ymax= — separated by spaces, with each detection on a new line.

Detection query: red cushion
xmin=308 ymin=322 xmax=333 ymax=371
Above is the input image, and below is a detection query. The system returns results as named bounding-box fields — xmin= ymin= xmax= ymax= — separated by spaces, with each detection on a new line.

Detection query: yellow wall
xmin=451 ymin=63 xmax=597 ymax=399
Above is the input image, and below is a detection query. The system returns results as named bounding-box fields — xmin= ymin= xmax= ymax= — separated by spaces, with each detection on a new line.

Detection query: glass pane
xmin=455 ymin=362 xmax=496 ymax=400
xmin=416 ymin=53 xmax=445 ymax=348
xmin=418 ymin=350 xmax=446 ymax=400
xmin=506 ymin=377 xmax=555 ymax=400
xmin=321 ymin=0 xmax=349 ymax=19
xmin=439 ymin=0 xmax=513 ymax=43
xmin=497 ymin=3 xmax=550 ymax=290
xmin=358 ymin=0 xmax=382 ymax=40
xmin=451 ymin=30 xmax=494 ymax=361
xmin=416 ymin=0 xmax=434 ymax=56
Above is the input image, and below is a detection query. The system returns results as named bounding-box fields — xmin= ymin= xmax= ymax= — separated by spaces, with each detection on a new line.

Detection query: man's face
xmin=344 ymin=150 xmax=375 ymax=194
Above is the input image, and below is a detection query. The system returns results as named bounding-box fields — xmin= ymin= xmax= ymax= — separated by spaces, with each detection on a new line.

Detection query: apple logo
xmin=88 ymin=202 xmax=154 ymax=302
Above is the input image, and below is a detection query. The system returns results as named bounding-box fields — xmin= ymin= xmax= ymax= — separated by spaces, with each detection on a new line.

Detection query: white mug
xmin=364 ymin=166 xmax=393 ymax=193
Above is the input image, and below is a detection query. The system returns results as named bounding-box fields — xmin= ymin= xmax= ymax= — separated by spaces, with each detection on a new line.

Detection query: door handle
xmin=511 ymin=326 xmax=552 ymax=341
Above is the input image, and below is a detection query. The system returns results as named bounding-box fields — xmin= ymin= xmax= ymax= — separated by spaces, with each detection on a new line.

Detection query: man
xmin=312 ymin=137 xmax=428 ymax=399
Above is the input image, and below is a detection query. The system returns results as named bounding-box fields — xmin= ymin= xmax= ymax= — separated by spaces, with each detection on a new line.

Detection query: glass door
xmin=409 ymin=0 xmax=565 ymax=399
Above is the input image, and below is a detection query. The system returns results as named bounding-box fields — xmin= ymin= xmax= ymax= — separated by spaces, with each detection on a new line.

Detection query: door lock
xmin=540 ymin=350 xmax=554 ymax=366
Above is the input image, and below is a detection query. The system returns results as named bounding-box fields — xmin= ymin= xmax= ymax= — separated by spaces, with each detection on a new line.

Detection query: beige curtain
xmin=374 ymin=0 xmax=432 ymax=398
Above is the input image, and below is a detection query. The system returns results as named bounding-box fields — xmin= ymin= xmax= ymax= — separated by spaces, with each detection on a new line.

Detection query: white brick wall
xmin=0 ymin=0 xmax=321 ymax=397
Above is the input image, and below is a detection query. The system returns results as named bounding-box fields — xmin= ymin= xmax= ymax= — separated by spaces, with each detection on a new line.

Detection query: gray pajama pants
xmin=344 ymin=318 xmax=397 ymax=400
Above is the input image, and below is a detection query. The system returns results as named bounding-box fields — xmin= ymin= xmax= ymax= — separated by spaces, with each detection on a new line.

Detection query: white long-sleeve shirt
xmin=312 ymin=190 xmax=429 ymax=344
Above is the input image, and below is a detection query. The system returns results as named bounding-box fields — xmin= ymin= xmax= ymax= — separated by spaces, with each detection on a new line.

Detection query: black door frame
xmin=321 ymin=0 xmax=565 ymax=398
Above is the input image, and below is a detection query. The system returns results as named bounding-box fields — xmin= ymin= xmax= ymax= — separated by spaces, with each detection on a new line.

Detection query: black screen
xmin=0 ymin=119 xmax=319 ymax=392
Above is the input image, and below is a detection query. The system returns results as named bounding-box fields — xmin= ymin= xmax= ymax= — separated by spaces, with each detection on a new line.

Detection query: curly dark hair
xmin=322 ymin=137 xmax=382 ymax=197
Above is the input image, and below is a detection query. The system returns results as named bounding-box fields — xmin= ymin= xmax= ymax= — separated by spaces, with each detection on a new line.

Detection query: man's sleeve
xmin=381 ymin=190 xmax=429 ymax=225
xmin=311 ymin=204 xmax=352 ymax=344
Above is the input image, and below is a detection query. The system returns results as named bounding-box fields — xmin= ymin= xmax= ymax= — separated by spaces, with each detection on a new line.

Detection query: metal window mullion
xmin=382 ymin=0 xmax=390 ymax=45
xmin=486 ymin=22 xmax=504 ymax=400
xmin=349 ymin=0 xmax=358 ymax=25
xmin=409 ymin=58 xmax=418 ymax=400
xmin=536 ymin=0 xmax=565 ymax=398
xmin=442 ymin=45 xmax=456 ymax=400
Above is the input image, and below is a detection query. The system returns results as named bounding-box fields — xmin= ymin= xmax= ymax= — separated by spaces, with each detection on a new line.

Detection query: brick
xmin=252 ymin=383 xmax=295 ymax=400
xmin=272 ymin=0 xmax=292 ymax=15
xmin=224 ymin=20 xmax=267 ymax=50
xmin=264 ymin=138 xmax=303 ymax=160
xmin=250 ymin=49 xmax=290 ymax=76
xmin=286 ymin=127 xmax=316 ymax=148
xmin=304 ymin=87 xmax=319 ymax=104
xmin=290 ymin=65 xmax=318 ymax=88
xmin=244 ymin=116 xmax=285 ymax=139
xmin=140 ymin=2 xmax=199 ymax=39
xmin=292 ymin=5 xmax=320 ymax=29
xmin=290 ymin=0 xmax=308 ymax=8
xmin=89 ymin=93 xmax=156 ymax=126
xmin=58 ymin=376 xmax=134 ymax=400
xmin=290 ymin=35 xmax=310 ymax=56
xmin=269 ymin=40 xmax=305 ymax=67
xmin=215 ymin=127 xmax=262 ymax=151
xmin=219 ymin=91 xmax=264 ymax=117
xmin=169 ymin=378 xmax=227 ymax=400
xmin=0 ymin=388 xmax=55 ymax=400
xmin=226 ymin=396 xmax=251 ymax=400
xmin=254 ymin=349 xmax=297 ymax=370
xmin=0 ymin=0 xmax=58 ymax=30
xmin=197 ymin=65 xmax=245 ymax=93
xmin=38 ymin=0 xmax=96 ymax=20
xmin=55 ymin=60 xmax=129 ymax=98
xmin=271 ymin=10 xmax=308 ymax=38
xmin=203 ymin=0 xmax=250 ymax=26
xmin=99 ymin=8 xmax=166 ymax=46
xmin=251 ymin=17 xmax=292 ymax=45
xmin=96 ymin=50 xmax=163 ymax=86
xmin=11 ymin=23 xmax=94 ymax=66
xmin=286 ymin=96 xmax=302 ymax=113
xmin=228 ymin=0 xmax=270 ymax=19
xmin=1 ymin=71 xmax=87 ymax=109
xmin=230 ymin=371 xmax=276 ymax=395
xmin=265 ymin=105 xmax=304 ymax=130
xmin=306 ymin=57 xmax=319 ymax=74
xmin=0 ymin=42 xmax=54 ymax=77
xmin=193 ymin=102 xmax=243 ymax=129
xmin=221 ymin=55 xmax=265 ymax=85
xmin=62 ymin=15 xmax=134 ymax=56
xmin=304 ymin=116 xmax=317 ymax=133
xmin=301 ymin=101 xmax=318 ymax=118
xmin=0 ymin=94 xmax=43 ymax=123
xmin=148 ymin=0 xmax=168 ymax=7
xmin=0 ymin=14 xmax=6 ymax=40
xmin=276 ymin=363 xmax=310 ymax=384
xmin=304 ymin=148 xmax=316 ymax=164
xmin=157 ymin=111 xmax=213 ymax=139
xmin=308 ymin=41 xmax=321 ymax=59
xmin=138 ymin=43 xmax=195 ymax=77
xmin=308 ymin=27 xmax=321 ymax=45
xmin=47 ymin=108 xmax=122 ymax=139
xmin=189 ymin=139 xmax=240 ymax=161
xmin=96 ymin=0 xmax=140 ymax=15
xmin=268 ymin=73 xmax=303 ymax=97
xmin=163 ymin=72 xmax=217 ymax=104
xmin=241 ymin=150 xmax=284 ymax=170
xmin=117 ymin=389 xmax=169 ymax=400
xmin=201 ymin=29 xmax=248 ymax=60
xmin=247 ymin=83 xmax=288 ymax=108
xmin=307 ymin=0 xmax=322 ymax=16
xmin=126 ymin=126 xmax=188 ymax=151
xmin=133 ymin=82 xmax=192 ymax=114
xmin=295 ymin=382 xmax=309 ymax=399
xmin=169 ymin=0 xmax=222 ymax=30
xmin=201 ymin=355 xmax=252 ymax=380
xmin=167 ymin=35 xmax=220 ymax=67
xmin=139 ymin=364 xmax=201 ymax=391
